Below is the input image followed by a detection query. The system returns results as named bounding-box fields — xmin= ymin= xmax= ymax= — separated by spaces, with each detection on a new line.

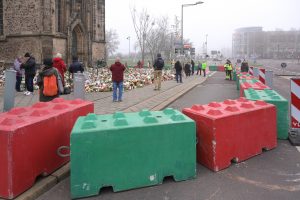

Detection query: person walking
xmin=202 ymin=61 xmax=207 ymax=77
xmin=68 ymin=56 xmax=84 ymax=77
xmin=227 ymin=61 xmax=233 ymax=80
xmin=13 ymin=56 xmax=24 ymax=92
xmin=191 ymin=59 xmax=195 ymax=75
xmin=153 ymin=53 xmax=164 ymax=90
xmin=196 ymin=61 xmax=202 ymax=75
xmin=53 ymin=53 xmax=67 ymax=85
xmin=184 ymin=61 xmax=191 ymax=77
xmin=240 ymin=59 xmax=249 ymax=72
xmin=21 ymin=52 xmax=36 ymax=95
xmin=110 ymin=57 xmax=126 ymax=102
xmin=36 ymin=58 xmax=61 ymax=102
xmin=174 ymin=60 xmax=183 ymax=83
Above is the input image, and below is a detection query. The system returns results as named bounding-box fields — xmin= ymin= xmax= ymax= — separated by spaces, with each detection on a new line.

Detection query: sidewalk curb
xmin=10 ymin=76 xmax=208 ymax=200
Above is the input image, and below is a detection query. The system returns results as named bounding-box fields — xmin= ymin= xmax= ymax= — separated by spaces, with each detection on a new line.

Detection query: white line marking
xmin=296 ymin=146 xmax=300 ymax=152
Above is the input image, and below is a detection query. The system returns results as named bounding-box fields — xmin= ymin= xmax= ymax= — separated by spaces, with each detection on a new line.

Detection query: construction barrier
xmin=217 ymin=65 xmax=225 ymax=72
xmin=249 ymin=66 xmax=254 ymax=75
xmin=236 ymin=74 xmax=258 ymax=90
xmin=259 ymin=68 xmax=266 ymax=84
xmin=240 ymin=82 xmax=270 ymax=97
xmin=182 ymin=98 xmax=277 ymax=172
xmin=291 ymin=78 xmax=300 ymax=128
xmin=70 ymin=108 xmax=196 ymax=199
xmin=209 ymin=65 xmax=218 ymax=71
xmin=244 ymin=88 xmax=289 ymax=139
xmin=0 ymin=98 xmax=94 ymax=199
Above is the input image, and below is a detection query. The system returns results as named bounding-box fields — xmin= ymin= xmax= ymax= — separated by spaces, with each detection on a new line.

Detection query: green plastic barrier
xmin=244 ymin=88 xmax=289 ymax=139
xmin=209 ymin=65 xmax=217 ymax=71
xmin=70 ymin=108 xmax=196 ymax=199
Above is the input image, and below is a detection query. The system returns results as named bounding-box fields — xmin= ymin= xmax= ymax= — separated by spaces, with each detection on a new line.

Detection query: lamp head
xmin=195 ymin=1 xmax=204 ymax=4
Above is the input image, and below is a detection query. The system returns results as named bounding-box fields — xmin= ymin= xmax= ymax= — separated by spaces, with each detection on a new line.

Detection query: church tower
xmin=0 ymin=0 xmax=105 ymax=66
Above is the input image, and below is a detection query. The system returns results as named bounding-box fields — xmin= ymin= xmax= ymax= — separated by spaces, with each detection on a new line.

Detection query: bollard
xmin=249 ymin=67 xmax=254 ymax=75
xmin=253 ymin=67 xmax=259 ymax=77
xmin=73 ymin=73 xmax=85 ymax=100
xmin=259 ymin=68 xmax=266 ymax=84
xmin=291 ymin=78 xmax=300 ymax=129
xmin=265 ymin=70 xmax=273 ymax=89
xmin=3 ymin=69 xmax=16 ymax=112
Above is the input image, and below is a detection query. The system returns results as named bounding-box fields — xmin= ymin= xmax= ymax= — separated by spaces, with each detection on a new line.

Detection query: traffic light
xmin=191 ymin=48 xmax=195 ymax=55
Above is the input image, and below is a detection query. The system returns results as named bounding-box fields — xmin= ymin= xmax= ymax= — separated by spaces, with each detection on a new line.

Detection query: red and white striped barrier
xmin=259 ymin=68 xmax=266 ymax=84
xmin=249 ymin=67 xmax=254 ymax=75
xmin=291 ymin=78 xmax=300 ymax=128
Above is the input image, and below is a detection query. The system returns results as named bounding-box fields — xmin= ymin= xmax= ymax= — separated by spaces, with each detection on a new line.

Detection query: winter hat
xmin=157 ymin=53 xmax=162 ymax=58
xmin=43 ymin=58 xmax=53 ymax=67
xmin=55 ymin=53 xmax=62 ymax=58
xmin=24 ymin=52 xmax=31 ymax=57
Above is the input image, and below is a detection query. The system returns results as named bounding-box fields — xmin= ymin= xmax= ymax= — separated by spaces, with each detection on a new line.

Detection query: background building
xmin=0 ymin=0 xmax=105 ymax=66
xmin=232 ymin=27 xmax=300 ymax=59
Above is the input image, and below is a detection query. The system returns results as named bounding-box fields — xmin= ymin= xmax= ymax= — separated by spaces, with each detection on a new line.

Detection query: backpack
xmin=43 ymin=74 xmax=58 ymax=96
xmin=155 ymin=58 xmax=164 ymax=70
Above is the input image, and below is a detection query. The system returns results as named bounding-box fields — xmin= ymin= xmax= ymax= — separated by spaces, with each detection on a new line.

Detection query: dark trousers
xmin=25 ymin=74 xmax=34 ymax=92
xmin=15 ymin=76 xmax=22 ymax=92
xmin=175 ymin=71 xmax=182 ymax=83
xmin=202 ymin=69 xmax=206 ymax=77
xmin=197 ymin=68 xmax=202 ymax=75
xmin=227 ymin=70 xmax=232 ymax=80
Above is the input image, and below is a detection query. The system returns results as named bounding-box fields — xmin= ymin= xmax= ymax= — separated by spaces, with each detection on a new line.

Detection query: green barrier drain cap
xmin=114 ymin=118 xmax=128 ymax=126
xmin=139 ymin=109 xmax=152 ymax=117
xmin=143 ymin=116 xmax=158 ymax=124
xmin=113 ymin=112 xmax=125 ymax=119
xmin=81 ymin=121 xmax=97 ymax=129
xmin=171 ymin=114 xmax=185 ymax=121
xmin=163 ymin=108 xmax=176 ymax=115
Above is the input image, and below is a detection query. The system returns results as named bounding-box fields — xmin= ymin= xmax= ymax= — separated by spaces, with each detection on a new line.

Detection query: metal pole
xmin=73 ymin=72 xmax=85 ymax=100
xmin=181 ymin=5 xmax=184 ymax=55
xmin=205 ymin=34 xmax=208 ymax=57
xmin=265 ymin=70 xmax=273 ymax=89
xmin=3 ymin=69 xmax=16 ymax=112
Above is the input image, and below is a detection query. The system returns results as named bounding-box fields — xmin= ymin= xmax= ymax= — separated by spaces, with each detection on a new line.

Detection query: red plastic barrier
xmin=240 ymin=82 xmax=270 ymax=97
xmin=0 ymin=98 xmax=94 ymax=199
xmin=182 ymin=98 xmax=277 ymax=172
xmin=217 ymin=65 xmax=225 ymax=72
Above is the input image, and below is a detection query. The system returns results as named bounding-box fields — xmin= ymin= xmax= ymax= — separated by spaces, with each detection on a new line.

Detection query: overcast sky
xmin=106 ymin=0 xmax=300 ymax=55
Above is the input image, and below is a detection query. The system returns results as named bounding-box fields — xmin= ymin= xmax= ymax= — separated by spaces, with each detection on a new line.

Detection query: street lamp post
xmin=181 ymin=1 xmax=204 ymax=56
xmin=127 ymin=36 xmax=131 ymax=57
xmin=205 ymin=34 xmax=208 ymax=57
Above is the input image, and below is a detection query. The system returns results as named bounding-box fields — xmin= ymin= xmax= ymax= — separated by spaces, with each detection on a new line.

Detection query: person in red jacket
xmin=110 ymin=58 xmax=126 ymax=102
xmin=53 ymin=53 xmax=67 ymax=85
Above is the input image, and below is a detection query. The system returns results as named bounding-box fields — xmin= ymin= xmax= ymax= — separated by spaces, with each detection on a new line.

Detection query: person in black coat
xmin=21 ymin=52 xmax=36 ymax=95
xmin=241 ymin=59 xmax=249 ymax=72
xmin=184 ymin=62 xmax=191 ymax=77
xmin=174 ymin=60 xmax=183 ymax=83
xmin=68 ymin=56 xmax=84 ymax=76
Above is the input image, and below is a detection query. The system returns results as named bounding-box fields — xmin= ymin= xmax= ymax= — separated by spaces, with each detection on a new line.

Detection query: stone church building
xmin=0 ymin=0 xmax=105 ymax=66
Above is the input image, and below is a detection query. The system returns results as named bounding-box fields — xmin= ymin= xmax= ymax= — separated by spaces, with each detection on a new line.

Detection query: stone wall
xmin=4 ymin=0 xmax=43 ymax=34
xmin=0 ymin=37 xmax=42 ymax=64
xmin=92 ymin=42 xmax=105 ymax=64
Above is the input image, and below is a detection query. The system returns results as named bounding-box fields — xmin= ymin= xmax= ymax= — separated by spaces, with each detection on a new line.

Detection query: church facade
xmin=0 ymin=0 xmax=105 ymax=66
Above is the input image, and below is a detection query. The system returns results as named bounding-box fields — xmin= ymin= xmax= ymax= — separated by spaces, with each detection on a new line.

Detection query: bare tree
xmin=105 ymin=29 xmax=120 ymax=58
xmin=130 ymin=7 xmax=155 ymax=63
